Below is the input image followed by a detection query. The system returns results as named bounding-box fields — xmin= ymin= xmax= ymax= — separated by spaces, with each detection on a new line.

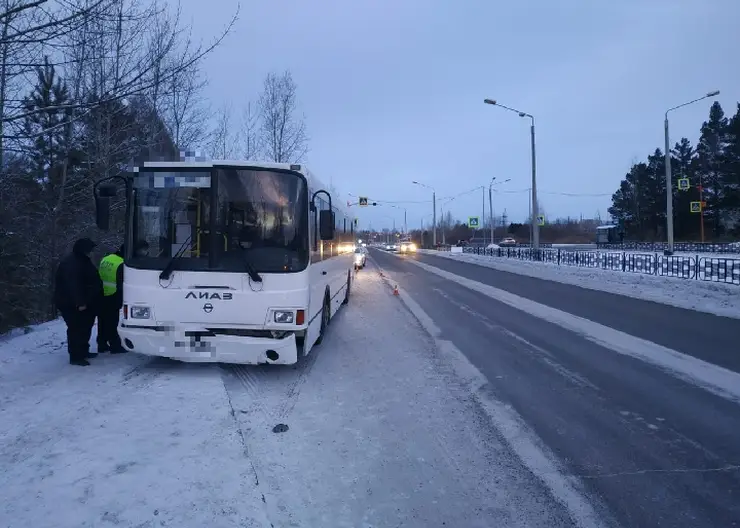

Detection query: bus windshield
xmin=128 ymin=167 xmax=309 ymax=273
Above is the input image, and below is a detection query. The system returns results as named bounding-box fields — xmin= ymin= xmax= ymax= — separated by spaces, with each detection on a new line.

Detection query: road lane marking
xmin=374 ymin=260 xmax=610 ymax=528
xmin=401 ymin=255 xmax=740 ymax=405
xmin=430 ymin=287 xmax=598 ymax=391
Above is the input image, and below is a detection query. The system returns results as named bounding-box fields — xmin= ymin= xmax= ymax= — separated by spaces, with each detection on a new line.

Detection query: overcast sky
xmin=178 ymin=0 xmax=740 ymax=231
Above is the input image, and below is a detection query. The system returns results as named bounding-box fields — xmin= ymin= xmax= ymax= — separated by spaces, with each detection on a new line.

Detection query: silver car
xmin=354 ymin=247 xmax=367 ymax=269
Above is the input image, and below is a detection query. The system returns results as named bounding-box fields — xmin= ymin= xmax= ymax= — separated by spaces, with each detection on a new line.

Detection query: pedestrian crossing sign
xmin=468 ymin=216 xmax=480 ymax=228
xmin=690 ymin=201 xmax=701 ymax=213
xmin=359 ymin=197 xmax=368 ymax=206
xmin=678 ymin=178 xmax=690 ymax=191
xmin=536 ymin=214 xmax=545 ymax=226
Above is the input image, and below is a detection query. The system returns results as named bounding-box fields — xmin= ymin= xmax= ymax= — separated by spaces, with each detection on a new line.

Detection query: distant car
xmin=399 ymin=241 xmax=417 ymax=253
xmin=353 ymin=247 xmax=367 ymax=269
xmin=384 ymin=244 xmax=398 ymax=252
xmin=498 ymin=237 xmax=517 ymax=246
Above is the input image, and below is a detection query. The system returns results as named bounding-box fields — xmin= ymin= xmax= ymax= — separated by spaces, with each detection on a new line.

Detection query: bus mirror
xmin=319 ymin=210 xmax=335 ymax=240
xmin=95 ymin=196 xmax=111 ymax=231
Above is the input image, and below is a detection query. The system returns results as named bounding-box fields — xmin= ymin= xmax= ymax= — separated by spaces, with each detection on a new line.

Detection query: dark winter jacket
xmin=54 ymin=238 xmax=104 ymax=312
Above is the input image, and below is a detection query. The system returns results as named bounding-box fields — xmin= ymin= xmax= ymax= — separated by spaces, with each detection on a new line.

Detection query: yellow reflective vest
xmin=99 ymin=254 xmax=124 ymax=296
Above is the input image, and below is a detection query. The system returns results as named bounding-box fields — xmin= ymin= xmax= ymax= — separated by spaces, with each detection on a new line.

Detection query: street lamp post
xmin=663 ymin=90 xmax=720 ymax=254
xmin=484 ymin=98 xmax=539 ymax=250
xmin=489 ymin=177 xmax=511 ymax=243
xmin=412 ymin=180 xmax=436 ymax=246
xmin=481 ymin=186 xmax=486 ymax=245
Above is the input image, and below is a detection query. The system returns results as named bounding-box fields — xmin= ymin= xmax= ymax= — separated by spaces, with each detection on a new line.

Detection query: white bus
xmin=93 ymin=160 xmax=355 ymax=365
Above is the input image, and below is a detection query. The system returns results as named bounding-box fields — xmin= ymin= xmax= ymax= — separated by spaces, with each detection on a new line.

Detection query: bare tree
xmin=2 ymin=0 xmax=239 ymax=128
xmin=161 ymin=61 xmax=208 ymax=151
xmin=257 ymin=70 xmax=307 ymax=163
xmin=240 ymin=100 xmax=259 ymax=160
xmin=208 ymin=102 xmax=239 ymax=159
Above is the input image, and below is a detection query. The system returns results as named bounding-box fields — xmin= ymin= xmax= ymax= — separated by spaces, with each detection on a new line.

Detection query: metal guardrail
xmin=597 ymin=241 xmax=740 ymax=254
xmin=456 ymin=246 xmax=740 ymax=286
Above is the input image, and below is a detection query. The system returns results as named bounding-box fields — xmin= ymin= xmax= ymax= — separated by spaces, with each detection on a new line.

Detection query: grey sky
xmin=180 ymin=0 xmax=740 ymax=231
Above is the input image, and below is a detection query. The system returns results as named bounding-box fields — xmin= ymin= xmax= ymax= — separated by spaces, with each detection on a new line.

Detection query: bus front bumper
xmin=119 ymin=325 xmax=299 ymax=365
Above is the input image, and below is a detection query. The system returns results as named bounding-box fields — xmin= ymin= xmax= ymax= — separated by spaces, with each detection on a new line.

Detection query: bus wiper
xmin=159 ymin=231 xmax=196 ymax=281
xmin=237 ymin=246 xmax=263 ymax=283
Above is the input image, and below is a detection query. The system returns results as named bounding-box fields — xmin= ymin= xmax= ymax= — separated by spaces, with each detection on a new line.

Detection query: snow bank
xmin=0 ymin=323 xmax=270 ymax=528
xmin=419 ymin=250 xmax=740 ymax=319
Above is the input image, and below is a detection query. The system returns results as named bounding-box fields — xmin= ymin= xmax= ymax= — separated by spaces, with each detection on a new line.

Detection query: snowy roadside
xmin=0 ymin=323 xmax=270 ymax=528
xmin=419 ymin=250 xmax=740 ymax=319
xmin=0 ymin=269 xmax=583 ymax=528
xmin=219 ymin=268 xmax=580 ymax=527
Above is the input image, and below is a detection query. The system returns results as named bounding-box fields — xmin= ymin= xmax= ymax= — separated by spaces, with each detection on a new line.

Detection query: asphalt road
xmin=410 ymin=250 xmax=740 ymax=372
xmin=371 ymin=248 xmax=740 ymax=528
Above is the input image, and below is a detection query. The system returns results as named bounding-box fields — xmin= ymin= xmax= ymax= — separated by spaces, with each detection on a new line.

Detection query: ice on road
xmin=0 ymin=268 xmax=582 ymax=527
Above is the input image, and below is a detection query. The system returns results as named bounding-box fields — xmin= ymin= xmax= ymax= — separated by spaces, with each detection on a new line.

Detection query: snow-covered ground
xmin=420 ymin=250 xmax=740 ymax=319
xmin=0 ymin=269 xmax=581 ymax=528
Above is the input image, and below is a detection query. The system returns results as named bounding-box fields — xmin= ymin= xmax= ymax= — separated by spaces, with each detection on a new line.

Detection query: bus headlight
xmin=130 ymin=305 xmax=151 ymax=319
xmin=274 ymin=310 xmax=294 ymax=323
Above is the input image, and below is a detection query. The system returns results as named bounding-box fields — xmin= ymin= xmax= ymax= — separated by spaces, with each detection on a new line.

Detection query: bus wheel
xmin=342 ymin=270 xmax=351 ymax=305
xmin=315 ymin=295 xmax=330 ymax=346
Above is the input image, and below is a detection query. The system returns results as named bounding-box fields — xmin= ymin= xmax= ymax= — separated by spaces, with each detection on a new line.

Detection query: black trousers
xmin=96 ymin=296 xmax=122 ymax=351
xmin=60 ymin=308 xmax=96 ymax=360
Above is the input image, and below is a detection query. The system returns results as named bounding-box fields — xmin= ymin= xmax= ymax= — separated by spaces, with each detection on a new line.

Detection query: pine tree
xmin=695 ymin=102 xmax=729 ymax=235
xmin=721 ymin=104 xmax=740 ymax=233
xmin=671 ymin=137 xmax=698 ymax=239
xmin=21 ymin=57 xmax=73 ymax=194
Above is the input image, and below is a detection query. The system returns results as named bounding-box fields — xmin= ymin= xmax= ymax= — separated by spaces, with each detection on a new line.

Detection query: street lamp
xmin=438 ymin=195 xmax=459 ymax=245
xmin=484 ymin=98 xmax=539 ymax=250
xmin=384 ymin=203 xmax=407 ymax=234
xmin=664 ymin=90 xmax=720 ymax=253
xmin=489 ymin=177 xmax=511 ymax=243
xmin=412 ymin=180 xmax=436 ymax=245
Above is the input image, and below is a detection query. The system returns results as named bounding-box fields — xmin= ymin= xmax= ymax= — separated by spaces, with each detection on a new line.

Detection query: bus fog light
xmin=274 ymin=310 xmax=294 ymax=323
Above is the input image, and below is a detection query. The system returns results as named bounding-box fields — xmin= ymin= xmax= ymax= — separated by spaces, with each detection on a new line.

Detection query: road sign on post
xmin=536 ymin=214 xmax=545 ymax=226
xmin=468 ymin=216 xmax=480 ymax=228
xmin=359 ymin=197 xmax=368 ymax=207
xmin=678 ymin=178 xmax=690 ymax=191
xmin=690 ymin=201 xmax=701 ymax=213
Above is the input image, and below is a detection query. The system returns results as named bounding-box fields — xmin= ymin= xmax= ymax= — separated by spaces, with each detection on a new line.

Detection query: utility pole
xmin=489 ymin=185 xmax=494 ymax=243
xmin=484 ymin=98 xmax=539 ymax=249
xmin=530 ymin=119 xmax=539 ymax=250
xmin=413 ymin=181 xmax=436 ymax=246
xmin=663 ymin=90 xmax=719 ymax=254
xmin=432 ymin=191 xmax=436 ymax=246
xmin=482 ymin=186 xmax=486 ymax=244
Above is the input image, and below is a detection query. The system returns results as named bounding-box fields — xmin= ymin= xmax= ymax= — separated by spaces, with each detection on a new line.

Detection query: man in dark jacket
xmin=96 ymin=244 xmax=127 ymax=354
xmin=54 ymin=237 xmax=104 ymax=366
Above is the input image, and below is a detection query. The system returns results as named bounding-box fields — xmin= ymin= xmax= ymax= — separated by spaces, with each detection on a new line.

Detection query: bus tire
xmin=342 ymin=270 xmax=351 ymax=305
xmin=314 ymin=293 xmax=330 ymax=346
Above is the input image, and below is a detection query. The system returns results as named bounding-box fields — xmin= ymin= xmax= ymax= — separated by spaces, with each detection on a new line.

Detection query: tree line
xmin=608 ymin=101 xmax=740 ymax=242
xmin=0 ymin=0 xmax=309 ymax=333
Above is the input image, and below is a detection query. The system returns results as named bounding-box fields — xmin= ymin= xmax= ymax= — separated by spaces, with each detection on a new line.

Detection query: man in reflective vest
xmin=96 ymin=245 xmax=127 ymax=354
